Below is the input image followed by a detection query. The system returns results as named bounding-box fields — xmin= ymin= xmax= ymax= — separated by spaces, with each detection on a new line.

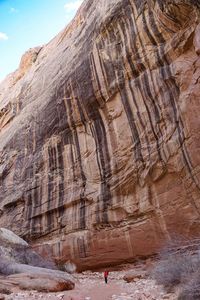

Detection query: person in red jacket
xmin=104 ymin=270 xmax=109 ymax=284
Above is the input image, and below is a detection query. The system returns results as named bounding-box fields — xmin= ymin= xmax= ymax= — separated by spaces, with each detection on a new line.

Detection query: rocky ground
xmin=1 ymin=263 xmax=178 ymax=300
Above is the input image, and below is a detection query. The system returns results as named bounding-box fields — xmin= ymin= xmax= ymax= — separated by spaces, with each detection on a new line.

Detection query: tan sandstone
xmin=0 ymin=0 xmax=200 ymax=270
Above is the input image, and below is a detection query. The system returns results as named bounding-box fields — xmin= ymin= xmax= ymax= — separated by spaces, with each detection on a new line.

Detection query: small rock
xmin=123 ymin=270 xmax=146 ymax=283
xmin=0 ymin=283 xmax=11 ymax=295
xmin=64 ymin=261 xmax=77 ymax=274
xmin=163 ymin=294 xmax=173 ymax=299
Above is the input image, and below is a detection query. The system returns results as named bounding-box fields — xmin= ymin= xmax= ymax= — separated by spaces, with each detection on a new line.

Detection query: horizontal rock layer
xmin=0 ymin=0 xmax=200 ymax=270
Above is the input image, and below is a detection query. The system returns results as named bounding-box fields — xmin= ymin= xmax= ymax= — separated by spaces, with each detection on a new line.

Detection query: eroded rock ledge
xmin=0 ymin=0 xmax=200 ymax=270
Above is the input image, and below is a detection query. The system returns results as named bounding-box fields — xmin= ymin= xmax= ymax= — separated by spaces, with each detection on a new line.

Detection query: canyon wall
xmin=0 ymin=0 xmax=200 ymax=270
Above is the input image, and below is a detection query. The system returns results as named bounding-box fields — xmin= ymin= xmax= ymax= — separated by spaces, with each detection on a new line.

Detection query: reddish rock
xmin=123 ymin=270 xmax=147 ymax=283
xmin=6 ymin=272 xmax=75 ymax=292
xmin=0 ymin=0 xmax=200 ymax=271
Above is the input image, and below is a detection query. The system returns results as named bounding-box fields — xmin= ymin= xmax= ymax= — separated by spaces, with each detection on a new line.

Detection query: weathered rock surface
xmin=0 ymin=271 xmax=75 ymax=292
xmin=0 ymin=227 xmax=56 ymax=270
xmin=0 ymin=0 xmax=200 ymax=270
xmin=0 ymin=229 xmax=75 ymax=292
xmin=123 ymin=270 xmax=147 ymax=283
xmin=0 ymin=228 xmax=28 ymax=247
xmin=0 ymin=264 xmax=75 ymax=293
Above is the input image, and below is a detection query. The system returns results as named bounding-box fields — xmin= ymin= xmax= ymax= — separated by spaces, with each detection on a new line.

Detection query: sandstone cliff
xmin=0 ymin=0 xmax=200 ymax=270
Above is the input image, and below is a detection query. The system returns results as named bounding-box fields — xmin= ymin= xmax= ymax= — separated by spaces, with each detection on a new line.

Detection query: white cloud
xmin=0 ymin=32 xmax=8 ymax=41
xmin=64 ymin=0 xmax=83 ymax=13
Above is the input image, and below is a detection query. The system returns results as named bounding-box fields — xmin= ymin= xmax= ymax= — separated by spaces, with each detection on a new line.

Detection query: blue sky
xmin=0 ymin=0 xmax=83 ymax=82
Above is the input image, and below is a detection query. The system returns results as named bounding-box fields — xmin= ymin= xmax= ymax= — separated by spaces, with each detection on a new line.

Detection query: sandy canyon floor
xmin=2 ymin=263 xmax=178 ymax=300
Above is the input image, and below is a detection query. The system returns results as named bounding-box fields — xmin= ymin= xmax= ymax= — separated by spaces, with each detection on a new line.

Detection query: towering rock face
xmin=0 ymin=0 xmax=200 ymax=270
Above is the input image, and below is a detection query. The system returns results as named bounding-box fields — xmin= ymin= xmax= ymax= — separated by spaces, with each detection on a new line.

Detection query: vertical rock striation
xmin=0 ymin=0 xmax=200 ymax=269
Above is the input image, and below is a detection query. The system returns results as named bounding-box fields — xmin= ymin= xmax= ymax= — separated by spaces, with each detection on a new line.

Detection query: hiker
xmin=104 ymin=270 xmax=109 ymax=283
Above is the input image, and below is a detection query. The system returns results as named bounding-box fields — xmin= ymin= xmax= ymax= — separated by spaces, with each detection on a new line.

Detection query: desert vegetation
xmin=151 ymin=236 xmax=200 ymax=299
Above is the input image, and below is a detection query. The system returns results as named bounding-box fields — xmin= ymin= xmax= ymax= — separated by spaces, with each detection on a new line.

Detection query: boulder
xmin=6 ymin=272 xmax=74 ymax=292
xmin=0 ymin=228 xmax=28 ymax=247
xmin=64 ymin=261 xmax=77 ymax=274
xmin=0 ymin=229 xmax=75 ymax=292
xmin=0 ymin=262 xmax=75 ymax=292
xmin=0 ymin=227 xmax=56 ymax=270
xmin=123 ymin=270 xmax=147 ymax=283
